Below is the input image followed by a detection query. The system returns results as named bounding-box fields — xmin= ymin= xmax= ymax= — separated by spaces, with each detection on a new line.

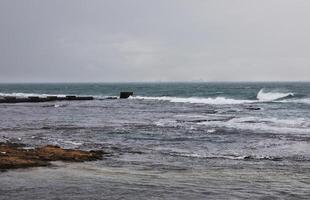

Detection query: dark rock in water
xmin=66 ymin=95 xmax=77 ymax=100
xmin=120 ymin=92 xmax=134 ymax=99
xmin=0 ymin=95 xmax=94 ymax=103
xmin=75 ymin=96 xmax=94 ymax=100
xmin=28 ymin=96 xmax=41 ymax=102
xmin=65 ymin=96 xmax=93 ymax=100
xmin=46 ymin=96 xmax=58 ymax=100
xmin=2 ymin=96 xmax=18 ymax=103
xmin=270 ymin=157 xmax=283 ymax=161
xmin=4 ymin=96 xmax=16 ymax=100
xmin=105 ymin=97 xmax=118 ymax=100
xmin=246 ymin=106 xmax=261 ymax=111
xmin=56 ymin=97 xmax=67 ymax=101
xmin=28 ymin=96 xmax=40 ymax=100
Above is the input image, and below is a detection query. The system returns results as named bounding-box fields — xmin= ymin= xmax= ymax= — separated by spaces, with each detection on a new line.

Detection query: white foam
xmin=154 ymin=119 xmax=180 ymax=127
xmin=63 ymin=140 xmax=83 ymax=146
xmin=0 ymin=92 xmax=66 ymax=98
xmin=206 ymin=129 xmax=216 ymax=133
xmin=170 ymin=152 xmax=248 ymax=160
xmin=93 ymin=95 xmax=118 ymax=100
xmin=131 ymin=96 xmax=255 ymax=105
xmin=48 ymin=138 xmax=83 ymax=146
xmin=231 ymin=117 xmax=310 ymax=127
xmin=278 ymin=98 xmax=310 ymax=105
xmin=199 ymin=116 xmax=310 ymax=134
xmin=257 ymin=89 xmax=294 ymax=101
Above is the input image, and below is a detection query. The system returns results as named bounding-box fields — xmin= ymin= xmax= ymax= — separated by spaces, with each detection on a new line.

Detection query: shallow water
xmin=0 ymin=82 xmax=310 ymax=199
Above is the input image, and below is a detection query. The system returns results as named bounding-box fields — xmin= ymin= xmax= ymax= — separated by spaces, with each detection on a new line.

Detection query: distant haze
xmin=0 ymin=0 xmax=310 ymax=82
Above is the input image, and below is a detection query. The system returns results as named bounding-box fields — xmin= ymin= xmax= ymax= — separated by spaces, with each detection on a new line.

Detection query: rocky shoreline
xmin=0 ymin=142 xmax=105 ymax=171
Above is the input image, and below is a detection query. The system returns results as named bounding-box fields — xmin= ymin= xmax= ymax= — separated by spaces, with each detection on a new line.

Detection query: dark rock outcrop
xmin=120 ymin=92 xmax=134 ymax=99
xmin=0 ymin=143 xmax=105 ymax=170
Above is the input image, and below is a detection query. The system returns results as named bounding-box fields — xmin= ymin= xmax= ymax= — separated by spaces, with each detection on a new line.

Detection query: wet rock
xmin=28 ymin=96 xmax=41 ymax=102
xmin=46 ymin=96 xmax=58 ymax=100
xmin=0 ymin=143 xmax=105 ymax=170
xmin=66 ymin=95 xmax=77 ymax=100
xmin=0 ymin=95 xmax=95 ymax=103
xmin=4 ymin=96 xmax=16 ymax=100
xmin=74 ymin=96 xmax=94 ymax=100
xmin=120 ymin=92 xmax=133 ymax=99
xmin=105 ymin=97 xmax=118 ymax=100
xmin=246 ymin=106 xmax=261 ymax=111
xmin=2 ymin=96 xmax=18 ymax=103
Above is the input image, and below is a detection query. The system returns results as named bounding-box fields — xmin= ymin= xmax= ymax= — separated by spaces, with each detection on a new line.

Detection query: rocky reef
xmin=0 ymin=143 xmax=104 ymax=170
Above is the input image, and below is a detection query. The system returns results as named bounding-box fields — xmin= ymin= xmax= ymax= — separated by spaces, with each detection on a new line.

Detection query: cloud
xmin=0 ymin=0 xmax=310 ymax=82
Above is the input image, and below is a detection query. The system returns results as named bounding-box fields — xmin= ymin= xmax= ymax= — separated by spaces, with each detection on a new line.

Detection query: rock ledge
xmin=0 ymin=143 xmax=104 ymax=170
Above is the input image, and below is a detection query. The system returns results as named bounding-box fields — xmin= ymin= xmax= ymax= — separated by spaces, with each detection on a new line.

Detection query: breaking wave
xmin=130 ymin=96 xmax=255 ymax=105
xmin=1 ymin=90 xmax=308 ymax=105
xmin=131 ymin=88 xmax=307 ymax=105
xmin=278 ymin=98 xmax=310 ymax=104
xmin=0 ymin=92 xmax=66 ymax=98
xmin=165 ymin=152 xmax=284 ymax=161
xmin=257 ymin=89 xmax=294 ymax=101
xmin=198 ymin=116 xmax=310 ymax=134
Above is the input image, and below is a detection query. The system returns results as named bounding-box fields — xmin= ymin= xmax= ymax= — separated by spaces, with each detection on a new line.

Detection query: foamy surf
xmin=130 ymin=89 xmax=302 ymax=105
xmin=257 ymin=89 xmax=294 ymax=101
xmin=0 ymin=92 xmax=66 ymax=98
xmin=164 ymin=151 xmax=282 ymax=161
xmin=130 ymin=96 xmax=255 ymax=105
xmin=277 ymin=98 xmax=310 ymax=104
xmin=198 ymin=116 xmax=310 ymax=134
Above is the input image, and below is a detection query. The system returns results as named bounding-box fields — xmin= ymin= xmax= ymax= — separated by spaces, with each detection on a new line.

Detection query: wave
xmin=166 ymin=152 xmax=283 ymax=161
xmin=1 ymin=90 xmax=308 ymax=105
xmin=167 ymin=151 xmax=310 ymax=162
xmin=198 ymin=116 xmax=310 ymax=134
xmin=278 ymin=98 xmax=310 ymax=104
xmin=0 ymin=92 xmax=66 ymax=98
xmin=93 ymin=95 xmax=118 ymax=100
xmin=130 ymin=88 xmax=305 ymax=105
xmin=130 ymin=96 xmax=255 ymax=105
xmin=257 ymin=89 xmax=294 ymax=101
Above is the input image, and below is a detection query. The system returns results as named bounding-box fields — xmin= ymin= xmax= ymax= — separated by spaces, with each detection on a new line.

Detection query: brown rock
xmin=0 ymin=143 xmax=105 ymax=170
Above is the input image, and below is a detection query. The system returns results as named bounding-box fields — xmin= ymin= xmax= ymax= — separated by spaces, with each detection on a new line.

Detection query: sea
xmin=0 ymin=82 xmax=309 ymax=200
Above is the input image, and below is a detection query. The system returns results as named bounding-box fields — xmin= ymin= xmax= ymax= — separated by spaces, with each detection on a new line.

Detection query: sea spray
xmin=130 ymin=96 xmax=255 ymax=105
xmin=257 ymin=89 xmax=294 ymax=101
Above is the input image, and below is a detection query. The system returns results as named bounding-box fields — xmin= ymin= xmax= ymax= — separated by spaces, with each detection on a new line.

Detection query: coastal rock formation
xmin=0 ymin=143 xmax=104 ymax=170
xmin=0 ymin=95 xmax=94 ymax=103
xmin=120 ymin=92 xmax=134 ymax=99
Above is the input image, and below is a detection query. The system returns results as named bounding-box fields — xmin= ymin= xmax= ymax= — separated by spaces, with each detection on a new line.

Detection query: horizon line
xmin=0 ymin=80 xmax=309 ymax=84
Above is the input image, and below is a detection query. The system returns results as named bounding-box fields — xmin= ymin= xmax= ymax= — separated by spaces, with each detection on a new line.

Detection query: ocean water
xmin=0 ymin=82 xmax=310 ymax=200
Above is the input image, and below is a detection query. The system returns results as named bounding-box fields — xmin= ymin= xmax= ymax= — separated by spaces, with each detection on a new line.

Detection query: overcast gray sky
xmin=0 ymin=0 xmax=310 ymax=82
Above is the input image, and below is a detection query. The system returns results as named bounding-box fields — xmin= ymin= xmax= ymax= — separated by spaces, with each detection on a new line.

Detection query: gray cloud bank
xmin=0 ymin=0 xmax=310 ymax=82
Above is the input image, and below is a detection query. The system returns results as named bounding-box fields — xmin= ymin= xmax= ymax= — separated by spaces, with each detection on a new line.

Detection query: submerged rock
xmin=0 ymin=143 xmax=105 ymax=170
xmin=245 ymin=106 xmax=261 ymax=111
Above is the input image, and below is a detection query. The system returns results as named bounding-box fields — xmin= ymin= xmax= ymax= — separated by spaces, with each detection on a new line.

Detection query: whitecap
xmin=0 ymin=92 xmax=66 ymax=98
xmin=277 ymin=98 xmax=310 ymax=105
xmin=198 ymin=116 xmax=310 ymax=134
xmin=206 ymin=129 xmax=216 ymax=133
xmin=131 ymin=96 xmax=255 ymax=105
xmin=257 ymin=89 xmax=294 ymax=101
